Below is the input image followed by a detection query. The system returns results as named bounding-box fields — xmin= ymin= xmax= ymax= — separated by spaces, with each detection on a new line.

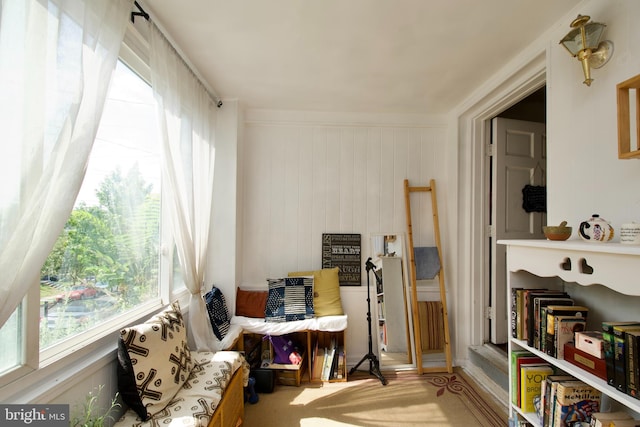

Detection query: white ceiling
xmin=142 ymin=0 xmax=581 ymax=115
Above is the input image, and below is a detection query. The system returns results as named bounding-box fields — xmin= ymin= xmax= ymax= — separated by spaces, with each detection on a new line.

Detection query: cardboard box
xmin=575 ymin=330 xmax=604 ymax=359
xmin=564 ymin=342 xmax=607 ymax=381
xmin=264 ymin=350 xmax=307 ymax=387
xmin=274 ymin=367 xmax=304 ymax=386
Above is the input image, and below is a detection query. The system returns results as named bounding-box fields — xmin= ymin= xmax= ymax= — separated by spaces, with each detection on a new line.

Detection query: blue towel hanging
xmin=414 ymin=246 xmax=440 ymax=280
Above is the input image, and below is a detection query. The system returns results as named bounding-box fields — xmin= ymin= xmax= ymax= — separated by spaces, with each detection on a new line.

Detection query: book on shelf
xmin=520 ymin=363 xmax=553 ymax=414
xmin=510 ymin=287 xmax=550 ymax=341
xmin=535 ymin=296 xmax=574 ymax=351
xmin=555 ymin=316 xmax=587 ymax=360
xmin=613 ymin=324 xmax=640 ymax=394
xmin=515 ymin=288 xmax=527 ymax=340
xmin=522 ymin=289 xmax=549 ymax=342
xmin=330 ymin=345 xmax=340 ymax=379
xmin=320 ymin=336 xmax=340 ymax=381
xmin=541 ymin=375 xmax=574 ymax=427
xmin=511 ymin=350 xmax=545 ymax=407
xmin=626 ymin=330 xmax=640 ymax=398
xmin=602 ymin=321 xmax=640 ymax=387
xmin=545 ymin=306 xmax=589 ymax=358
xmin=552 ymin=380 xmax=601 ymax=427
xmin=525 ymin=290 xmax=566 ymax=347
xmin=532 ymin=294 xmax=573 ymax=350
xmin=511 ymin=287 xmax=522 ymax=339
xmin=336 ymin=349 xmax=345 ymax=380
xmin=382 ymin=322 xmax=387 ymax=346
xmin=312 ymin=342 xmax=324 ymax=380
xmin=321 ymin=346 xmax=334 ymax=381
xmin=540 ymin=306 xmax=550 ymax=354
xmin=377 ymin=300 xmax=385 ymax=319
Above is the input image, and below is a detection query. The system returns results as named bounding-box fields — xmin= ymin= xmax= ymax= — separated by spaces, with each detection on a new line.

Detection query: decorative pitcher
xmin=579 ymin=214 xmax=614 ymax=242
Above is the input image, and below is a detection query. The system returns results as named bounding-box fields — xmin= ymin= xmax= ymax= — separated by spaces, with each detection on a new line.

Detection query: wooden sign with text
xmin=322 ymin=233 xmax=361 ymax=286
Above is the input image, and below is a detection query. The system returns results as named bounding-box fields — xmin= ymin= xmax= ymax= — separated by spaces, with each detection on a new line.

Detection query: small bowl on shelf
xmin=543 ymin=221 xmax=572 ymax=241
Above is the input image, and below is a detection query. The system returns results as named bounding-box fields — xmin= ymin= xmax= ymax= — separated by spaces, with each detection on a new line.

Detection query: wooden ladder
xmin=404 ymin=179 xmax=453 ymax=374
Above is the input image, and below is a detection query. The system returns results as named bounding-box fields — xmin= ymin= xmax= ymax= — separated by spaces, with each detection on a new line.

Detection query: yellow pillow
xmin=288 ymin=267 xmax=343 ymax=317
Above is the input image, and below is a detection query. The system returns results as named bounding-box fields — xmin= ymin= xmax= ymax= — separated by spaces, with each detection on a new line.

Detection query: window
xmin=0 ymin=308 xmax=22 ymax=376
xmin=0 ymin=35 xmax=176 ymax=384
xmin=39 ymin=60 xmax=163 ymax=350
xmin=0 ymin=11 xmax=195 ymax=392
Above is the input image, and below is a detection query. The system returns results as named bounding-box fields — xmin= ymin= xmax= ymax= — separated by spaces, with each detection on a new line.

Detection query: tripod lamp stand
xmin=349 ymin=257 xmax=387 ymax=385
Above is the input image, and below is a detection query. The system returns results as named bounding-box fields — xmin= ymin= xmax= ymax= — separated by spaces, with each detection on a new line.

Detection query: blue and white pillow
xmin=204 ymin=286 xmax=230 ymax=340
xmin=265 ymin=277 xmax=314 ymax=322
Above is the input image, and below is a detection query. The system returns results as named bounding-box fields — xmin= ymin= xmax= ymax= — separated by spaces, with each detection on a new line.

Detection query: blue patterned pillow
xmin=265 ymin=277 xmax=314 ymax=322
xmin=204 ymin=286 xmax=230 ymax=340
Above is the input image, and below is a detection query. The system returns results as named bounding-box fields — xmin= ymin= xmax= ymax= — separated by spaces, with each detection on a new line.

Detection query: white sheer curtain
xmin=148 ymin=22 xmax=218 ymax=351
xmin=0 ymin=0 xmax=132 ymax=328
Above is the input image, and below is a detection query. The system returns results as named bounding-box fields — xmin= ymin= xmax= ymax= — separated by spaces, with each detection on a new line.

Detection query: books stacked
xmin=602 ymin=321 xmax=640 ymax=398
xmin=511 ymin=350 xmax=544 ymax=409
xmin=544 ymin=305 xmax=589 ymax=359
xmin=510 ymin=287 xmax=589 ymax=359
xmin=312 ymin=336 xmax=345 ymax=381
xmin=552 ymin=319 xmax=640 ymax=403
xmin=540 ymin=377 xmax=601 ymax=427
xmin=511 ymin=288 xmax=571 ymax=345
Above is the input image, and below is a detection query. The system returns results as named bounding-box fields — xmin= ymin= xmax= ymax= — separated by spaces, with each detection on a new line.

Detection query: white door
xmin=490 ymin=118 xmax=546 ymax=344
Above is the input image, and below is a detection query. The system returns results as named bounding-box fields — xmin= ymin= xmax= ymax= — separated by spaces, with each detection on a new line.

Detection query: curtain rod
xmin=131 ymin=1 xmax=149 ymax=23
xmin=130 ymin=1 xmax=223 ymax=108
xmin=149 ymin=19 xmax=223 ymax=108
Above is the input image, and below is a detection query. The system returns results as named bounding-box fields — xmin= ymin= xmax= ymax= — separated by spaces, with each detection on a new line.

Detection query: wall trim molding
xmin=245 ymin=108 xmax=447 ymax=129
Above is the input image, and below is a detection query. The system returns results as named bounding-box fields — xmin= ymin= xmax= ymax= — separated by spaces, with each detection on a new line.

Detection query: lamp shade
xmin=560 ymin=16 xmax=606 ymax=56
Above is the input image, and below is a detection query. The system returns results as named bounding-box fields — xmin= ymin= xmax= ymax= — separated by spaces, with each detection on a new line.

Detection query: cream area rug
xmin=243 ymin=369 xmax=507 ymax=427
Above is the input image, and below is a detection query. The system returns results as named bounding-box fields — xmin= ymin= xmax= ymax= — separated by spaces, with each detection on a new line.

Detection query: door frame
xmin=456 ymin=51 xmax=547 ymax=351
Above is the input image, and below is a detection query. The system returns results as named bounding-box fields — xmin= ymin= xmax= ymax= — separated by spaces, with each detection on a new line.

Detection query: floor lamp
xmin=349 ymin=257 xmax=387 ymax=385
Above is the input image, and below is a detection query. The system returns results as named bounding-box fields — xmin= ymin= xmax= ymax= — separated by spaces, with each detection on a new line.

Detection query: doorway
xmin=487 ymin=87 xmax=547 ymax=347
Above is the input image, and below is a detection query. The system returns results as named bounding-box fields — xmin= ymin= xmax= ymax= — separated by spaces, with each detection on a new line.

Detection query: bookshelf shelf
xmin=512 ymin=339 xmax=640 ymax=416
xmin=245 ymin=329 xmax=347 ymax=386
xmin=501 ymin=240 xmax=640 ymax=427
xmin=309 ymin=330 xmax=347 ymax=383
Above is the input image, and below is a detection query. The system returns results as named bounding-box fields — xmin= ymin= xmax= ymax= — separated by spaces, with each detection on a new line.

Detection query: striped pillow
xmin=265 ymin=277 xmax=314 ymax=322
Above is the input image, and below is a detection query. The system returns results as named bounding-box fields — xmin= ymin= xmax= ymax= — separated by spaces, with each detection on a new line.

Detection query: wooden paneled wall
xmin=240 ymin=117 xmax=449 ymax=286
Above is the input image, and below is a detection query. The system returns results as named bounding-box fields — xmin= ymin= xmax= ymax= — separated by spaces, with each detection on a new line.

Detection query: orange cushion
xmin=236 ymin=288 xmax=268 ymax=318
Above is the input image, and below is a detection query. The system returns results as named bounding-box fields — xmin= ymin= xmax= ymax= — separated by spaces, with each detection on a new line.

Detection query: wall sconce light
xmin=559 ymin=14 xmax=614 ymax=86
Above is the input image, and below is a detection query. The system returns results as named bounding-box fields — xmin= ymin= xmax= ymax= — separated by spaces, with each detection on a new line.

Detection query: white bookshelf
xmin=500 ymin=239 xmax=640 ymax=426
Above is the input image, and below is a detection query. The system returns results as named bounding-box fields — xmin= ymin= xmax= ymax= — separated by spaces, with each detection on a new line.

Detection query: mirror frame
xmin=369 ymin=232 xmax=416 ymax=371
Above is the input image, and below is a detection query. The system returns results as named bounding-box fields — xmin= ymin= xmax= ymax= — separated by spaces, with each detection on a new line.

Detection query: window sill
xmin=0 ymin=299 xmax=168 ymax=403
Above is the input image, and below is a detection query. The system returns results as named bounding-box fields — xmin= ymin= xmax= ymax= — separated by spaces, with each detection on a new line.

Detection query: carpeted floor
xmin=244 ymin=368 xmax=508 ymax=426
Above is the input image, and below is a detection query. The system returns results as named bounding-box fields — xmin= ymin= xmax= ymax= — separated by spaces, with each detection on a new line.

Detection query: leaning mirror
xmin=370 ymin=233 xmax=415 ymax=369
